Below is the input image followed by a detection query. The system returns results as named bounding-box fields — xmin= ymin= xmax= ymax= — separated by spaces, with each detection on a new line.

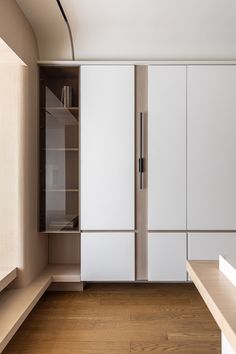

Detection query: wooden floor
xmin=3 ymin=283 xmax=220 ymax=354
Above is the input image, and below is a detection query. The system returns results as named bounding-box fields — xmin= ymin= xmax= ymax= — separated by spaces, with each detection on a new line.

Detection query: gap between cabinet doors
xmin=135 ymin=65 xmax=148 ymax=281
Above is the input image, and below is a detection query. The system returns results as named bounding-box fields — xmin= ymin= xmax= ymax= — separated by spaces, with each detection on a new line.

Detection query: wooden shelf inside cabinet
xmin=41 ymin=230 xmax=80 ymax=234
xmin=44 ymin=212 xmax=79 ymax=233
xmin=44 ymin=189 xmax=79 ymax=192
xmin=46 ymin=264 xmax=81 ymax=282
xmin=44 ymin=229 xmax=79 ymax=234
xmin=44 ymin=106 xmax=79 ymax=126
xmin=43 ymin=106 xmax=79 ymax=112
xmin=44 ymin=107 xmax=79 ymax=110
xmin=43 ymin=148 xmax=79 ymax=151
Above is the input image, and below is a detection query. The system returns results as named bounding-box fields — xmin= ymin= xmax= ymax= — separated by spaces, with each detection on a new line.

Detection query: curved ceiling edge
xmin=16 ymin=0 xmax=72 ymax=61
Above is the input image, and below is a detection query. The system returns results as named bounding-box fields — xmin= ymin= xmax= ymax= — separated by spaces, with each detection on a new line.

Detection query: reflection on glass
xmin=40 ymin=69 xmax=79 ymax=232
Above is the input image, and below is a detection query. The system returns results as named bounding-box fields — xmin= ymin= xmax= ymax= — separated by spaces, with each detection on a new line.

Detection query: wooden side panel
xmin=135 ymin=66 xmax=148 ymax=280
xmin=48 ymin=234 xmax=80 ymax=264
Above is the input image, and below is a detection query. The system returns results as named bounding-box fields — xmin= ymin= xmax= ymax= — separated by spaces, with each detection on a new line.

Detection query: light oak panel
xmin=135 ymin=65 xmax=148 ymax=280
xmin=0 ymin=265 xmax=81 ymax=352
xmin=0 ymin=268 xmax=17 ymax=293
xmin=187 ymin=260 xmax=236 ymax=353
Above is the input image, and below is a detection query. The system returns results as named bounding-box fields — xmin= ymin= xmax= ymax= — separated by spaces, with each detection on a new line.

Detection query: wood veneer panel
xmin=48 ymin=234 xmax=80 ymax=264
xmin=135 ymin=66 xmax=148 ymax=280
xmin=187 ymin=260 xmax=236 ymax=352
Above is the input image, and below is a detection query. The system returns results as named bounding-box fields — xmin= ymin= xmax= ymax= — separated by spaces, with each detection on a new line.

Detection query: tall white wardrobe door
xmin=148 ymin=65 xmax=186 ymax=230
xmin=81 ymin=65 xmax=134 ymax=230
xmin=187 ymin=66 xmax=236 ymax=230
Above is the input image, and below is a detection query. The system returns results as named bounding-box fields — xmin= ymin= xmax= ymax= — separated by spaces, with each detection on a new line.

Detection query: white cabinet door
xmin=148 ymin=233 xmax=187 ymax=281
xmin=148 ymin=65 xmax=186 ymax=230
xmin=81 ymin=65 xmax=134 ymax=230
xmin=188 ymin=233 xmax=236 ymax=260
xmin=81 ymin=232 xmax=135 ymax=281
xmin=187 ymin=65 xmax=236 ymax=230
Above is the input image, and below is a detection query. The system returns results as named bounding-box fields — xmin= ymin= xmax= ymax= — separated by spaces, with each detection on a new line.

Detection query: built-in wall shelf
xmin=0 ymin=267 xmax=17 ymax=292
xmin=46 ymin=264 xmax=80 ymax=282
xmin=0 ymin=264 xmax=82 ymax=353
xmin=0 ymin=271 xmax=51 ymax=353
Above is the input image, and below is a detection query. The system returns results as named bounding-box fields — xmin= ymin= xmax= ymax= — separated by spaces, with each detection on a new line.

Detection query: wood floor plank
xmin=3 ymin=283 xmax=220 ymax=354
xmin=130 ymin=341 xmax=220 ymax=353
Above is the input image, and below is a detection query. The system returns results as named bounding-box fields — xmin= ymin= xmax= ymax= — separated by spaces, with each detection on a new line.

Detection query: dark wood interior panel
xmin=39 ymin=66 xmax=80 ymax=233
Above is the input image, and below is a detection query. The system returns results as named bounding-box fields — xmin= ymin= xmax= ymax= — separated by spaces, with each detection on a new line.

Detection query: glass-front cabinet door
xmin=39 ymin=66 xmax=79 ymax=232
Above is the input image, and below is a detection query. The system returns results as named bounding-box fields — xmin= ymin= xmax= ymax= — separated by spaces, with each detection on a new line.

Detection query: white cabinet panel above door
xmin=188 ymin=233 xmax=236 ymax=260
xmin=148 ymin=65 xmax=186 ymax=230
xmin=148 ymin=233 xmax=187 ymax=281
xmin=81 ymin=65 xmax=134 ymax=230
xmin=187 ymin=65 xmax=236 ymax=230
xmin=81 ymin=232 xmax=135 ymax=281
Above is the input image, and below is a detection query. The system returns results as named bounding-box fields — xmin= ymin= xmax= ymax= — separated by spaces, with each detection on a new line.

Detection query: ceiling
xmin=16 ymin=0 xmax=236 ymax=61
xmin=16 ymin=0 xmax=71 ymax=60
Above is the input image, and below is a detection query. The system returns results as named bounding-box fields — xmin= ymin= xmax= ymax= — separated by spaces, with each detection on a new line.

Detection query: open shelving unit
xmin=39 ymin=66 xmax=80 ymax=234
xmin=39 ymin=66 xmax=81 ymax=286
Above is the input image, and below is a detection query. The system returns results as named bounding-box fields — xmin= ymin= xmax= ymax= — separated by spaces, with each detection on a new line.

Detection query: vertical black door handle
xmin=139 ymin=112 xmax=144 ymax=189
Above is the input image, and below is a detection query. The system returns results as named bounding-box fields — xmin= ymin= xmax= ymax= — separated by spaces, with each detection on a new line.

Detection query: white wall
xmin=0 ymin=63 xmax=23 ymax=270
xmin=17 ymin=0 xmax=236 ymax=60
xmin=0 ymin=0 xmax=48 ymax=286
xmin=0 ymin=41 xmax=25 ymax=272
